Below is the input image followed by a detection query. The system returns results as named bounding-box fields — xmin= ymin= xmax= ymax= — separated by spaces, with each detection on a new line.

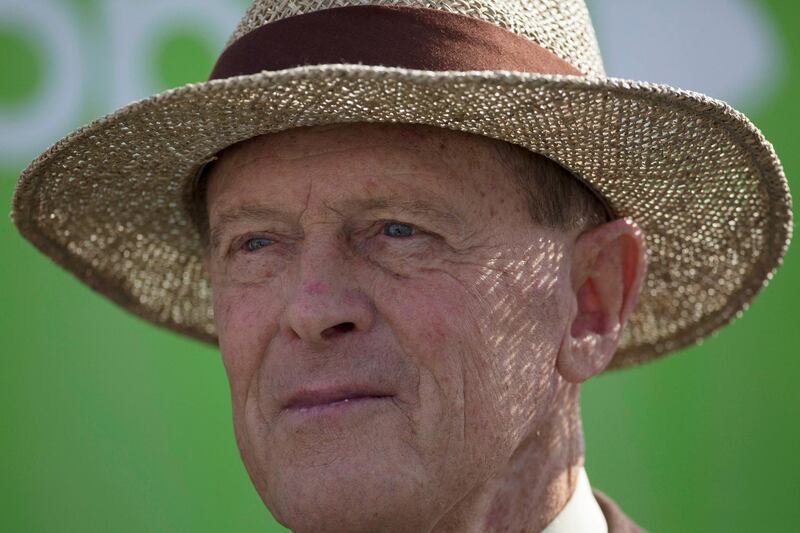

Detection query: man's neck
xmin=432 ymin=383 xmax=585 ymax=532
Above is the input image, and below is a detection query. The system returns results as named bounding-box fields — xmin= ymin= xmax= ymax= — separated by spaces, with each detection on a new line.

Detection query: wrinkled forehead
xmin=204 ymin=122 xmax=519 ymax=208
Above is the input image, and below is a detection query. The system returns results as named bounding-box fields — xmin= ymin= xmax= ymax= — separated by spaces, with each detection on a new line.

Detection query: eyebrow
xmin=338 ymin=196 xmax=465 ymax=229
xmin=210 ymin=204 xmax=292 ymax=252
xmin=209 ymin=196 xmax=464 ymax=252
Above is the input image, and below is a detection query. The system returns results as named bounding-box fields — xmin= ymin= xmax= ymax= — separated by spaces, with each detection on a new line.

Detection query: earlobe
xmin=557 ymin=218 xmax=647 ymax=383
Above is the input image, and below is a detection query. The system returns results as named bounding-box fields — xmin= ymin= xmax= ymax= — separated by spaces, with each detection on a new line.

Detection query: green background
xmin=1 ymin=1 xmax=797 ymax=531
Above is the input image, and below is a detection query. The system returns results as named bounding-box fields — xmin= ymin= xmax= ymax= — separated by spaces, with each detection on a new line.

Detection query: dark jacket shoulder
xmin=592 ymin=489 xmax=648 ymax=533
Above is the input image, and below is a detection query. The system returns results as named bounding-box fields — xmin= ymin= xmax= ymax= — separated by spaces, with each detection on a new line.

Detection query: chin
xmin=255 ymin=440 xmax=437 ymax=533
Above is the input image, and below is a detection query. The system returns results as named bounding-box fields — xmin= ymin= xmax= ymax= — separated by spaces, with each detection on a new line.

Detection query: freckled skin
xmin=202 ymin=123 xmax=646 ymax=533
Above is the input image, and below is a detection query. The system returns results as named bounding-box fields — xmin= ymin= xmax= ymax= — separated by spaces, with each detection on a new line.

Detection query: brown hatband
xmin=209 ymin=5 xmax=584 ymax=80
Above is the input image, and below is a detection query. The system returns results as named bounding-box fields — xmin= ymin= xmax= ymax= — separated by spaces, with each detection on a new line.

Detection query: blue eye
xmin=383 ymin=222 xmax=416 ymax=238
xmin=243 ymin=237 xmax=273 ymax=252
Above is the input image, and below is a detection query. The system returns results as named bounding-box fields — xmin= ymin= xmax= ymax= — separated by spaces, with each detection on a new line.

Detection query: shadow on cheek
xmin=458 ymin=239 xmax=568 ymax=432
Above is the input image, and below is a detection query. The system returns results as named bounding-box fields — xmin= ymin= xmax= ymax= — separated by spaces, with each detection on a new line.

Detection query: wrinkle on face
xmin=206 ymin=122 xmax=576 ymax=532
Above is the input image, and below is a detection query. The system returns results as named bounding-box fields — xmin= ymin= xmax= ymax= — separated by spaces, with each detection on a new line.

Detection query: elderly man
xmin=11 ymin=0 xmax=792 ymax=531
xmin=195 ymin=121 xmax=645 ymax=531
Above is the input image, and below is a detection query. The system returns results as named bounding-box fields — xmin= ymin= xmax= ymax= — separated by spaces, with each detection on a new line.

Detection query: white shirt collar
xmin=541 ymin=467 xmax=608 ymax=533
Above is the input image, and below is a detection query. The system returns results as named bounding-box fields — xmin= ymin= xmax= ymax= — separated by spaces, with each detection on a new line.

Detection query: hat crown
xmin=227 ymin=0 xmax=605 ymax=76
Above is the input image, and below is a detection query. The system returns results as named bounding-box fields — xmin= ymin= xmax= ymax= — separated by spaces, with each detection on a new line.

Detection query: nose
xmin=279 ymin=237 xmax=375 ymax=344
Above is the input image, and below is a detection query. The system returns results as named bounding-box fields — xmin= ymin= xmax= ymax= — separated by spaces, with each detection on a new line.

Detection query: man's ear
xmin=557 ymin=218 xmax=647 ymax=383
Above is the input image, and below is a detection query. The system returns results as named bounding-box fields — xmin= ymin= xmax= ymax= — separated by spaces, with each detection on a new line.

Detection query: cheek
xmin=372 ymin=270 xmax=500 ymax=446
xmin=377 ymin=275 xmax=478 ymax=375
xmin=213 ymin=284 xmax=280 ymax=399
xmin=372 ymin=273 xmax=475 ymax=434
xmin=372 ymin=268 xmax=546 ymax=482
xmin=472 ymin=245 xmax=569 ymax=442
xmin=379 ymin=240 xmax=569 ymax=454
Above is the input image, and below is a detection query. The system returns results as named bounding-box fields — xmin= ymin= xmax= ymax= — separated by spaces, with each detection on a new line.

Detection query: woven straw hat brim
xmin=10 ymin=64 xmax=792 ymax=370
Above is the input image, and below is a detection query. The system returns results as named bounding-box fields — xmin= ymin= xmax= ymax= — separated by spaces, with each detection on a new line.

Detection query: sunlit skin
xmin=202 ymin=123 xmax=647 ymax=533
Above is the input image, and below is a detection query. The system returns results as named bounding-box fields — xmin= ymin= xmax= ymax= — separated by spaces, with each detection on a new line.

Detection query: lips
xmin=282 ymin=385 xmax=392 ymax=410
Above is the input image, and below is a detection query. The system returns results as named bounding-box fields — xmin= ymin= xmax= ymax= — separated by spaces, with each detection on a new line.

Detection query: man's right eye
xmin=382 ymin=221 xmax=417 ymax=238
xmin=243 ymin=237 xmax=273 ymax=252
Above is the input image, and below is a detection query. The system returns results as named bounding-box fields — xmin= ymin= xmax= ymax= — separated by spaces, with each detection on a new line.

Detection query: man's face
xmin=204 ymin=123 xmax=576 ymax=532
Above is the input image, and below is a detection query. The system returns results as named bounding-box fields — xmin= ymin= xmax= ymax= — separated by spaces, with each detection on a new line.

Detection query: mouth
xmin=283 ymin=386 xmax=392 ymax=411
xmin=279 ymin=385 xmax=395 ymax=426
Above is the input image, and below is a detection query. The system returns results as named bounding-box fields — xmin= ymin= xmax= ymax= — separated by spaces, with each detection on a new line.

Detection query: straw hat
xmin=10 ymin=0 xmax=793 ymax=370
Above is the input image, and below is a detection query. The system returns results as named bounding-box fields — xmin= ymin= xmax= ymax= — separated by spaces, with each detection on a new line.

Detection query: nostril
xmin=322 ymin=322 xmax=356 ymax=338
